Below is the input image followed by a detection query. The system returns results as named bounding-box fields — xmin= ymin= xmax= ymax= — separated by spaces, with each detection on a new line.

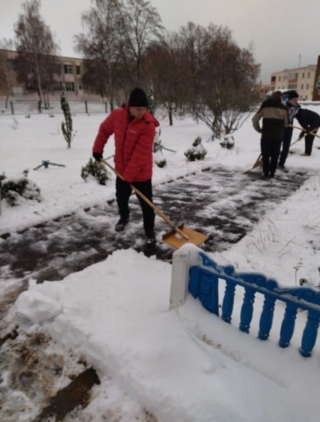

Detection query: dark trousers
xmin=261 ymin=139 xmax=281 ymax=175
xmin=305 ymin=128 xmax=318 ymax=155
xmin=116 ymin=177 xmax=155 ymax=237
xmin=279 ymin=126 xmax=293 ymax=166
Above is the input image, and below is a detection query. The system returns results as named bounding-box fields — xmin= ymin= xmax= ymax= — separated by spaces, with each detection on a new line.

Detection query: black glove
xmin=92 ymin=152 xmax=103 ymax=162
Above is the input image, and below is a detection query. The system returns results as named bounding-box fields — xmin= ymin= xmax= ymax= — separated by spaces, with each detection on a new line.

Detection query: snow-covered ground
xmin=1 ymin=106 xmax=320 ymax=421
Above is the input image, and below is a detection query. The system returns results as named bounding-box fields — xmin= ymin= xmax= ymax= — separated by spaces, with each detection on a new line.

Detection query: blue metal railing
xmin=189 ymin=251 xmax=320 ymax=357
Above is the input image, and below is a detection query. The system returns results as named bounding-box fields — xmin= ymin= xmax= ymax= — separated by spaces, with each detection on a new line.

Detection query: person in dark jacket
xmin=252 ymin=91 xmax=289 ymax=178
xmin=298 ymin=109 xmax=320 ymax=156
xmin=92 ymin=87 xmax=160 ymax=249
xmin=278 ymin=90 xmax=307 ymax=171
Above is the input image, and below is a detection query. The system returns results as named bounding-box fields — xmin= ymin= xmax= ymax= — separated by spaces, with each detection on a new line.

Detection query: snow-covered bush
xmin=153 ymin=129 xmax=162 ymax=153
xmin=81 ymin=158 xmax=110 ymax=185
xmin=192 ymin=136 xmax=202 ymax=147
xmin=153 ymin=129 xmax=171 ymax=167
xmin=154 ymin=150 xmax=167 ymax=168
xmin=184 ymin=137 xmax=207 ymax=161
xmin=153 ymin=129 xmax=177 ymax=158
xmin=220 ymin=135 xmax=235 ymax=149
xmin=1 ymin=172 xmax=41 ymax=207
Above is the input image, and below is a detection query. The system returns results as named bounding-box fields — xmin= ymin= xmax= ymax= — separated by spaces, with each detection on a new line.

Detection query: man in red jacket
xmin=92 ymin=88 xmax=160 ymax=248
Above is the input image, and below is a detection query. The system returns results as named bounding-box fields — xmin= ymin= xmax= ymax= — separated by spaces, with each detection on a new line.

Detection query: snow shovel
xmin=244 ymin=130 xmax=309 ymax=175
xmin=243 ymin=153 xmax=262 ymax=174
xmin=100 ymin=159 xmax=209 ymax=249
xmin=290 ymin=125 xmax=319 ymax=139
xmin=288 ymin=132 xmax=307 ymax=148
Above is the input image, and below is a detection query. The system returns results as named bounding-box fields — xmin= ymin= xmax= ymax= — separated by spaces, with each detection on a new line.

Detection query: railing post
xmin=10 ymin=101 xmax=14 ymax=115
xmin=221 ymin=280 xmax=236 ymax=323
xmin=85 ymin=101 xmax=88 ymax=114
xmin=279 ymin=303 xmax=299 ymax=348
xmin=198 ymin=272 xmax=219 ymax=316
xmin=0 ymin=179 xmax=2 ymax=216
xmin=300 ymin=310 xmax=320 ymax=357
xmin=169 ymin=248 xmax=190 ymax=310
xmin=105 ymin=101 xmax=108 ymax=113
xmin=258 ymin=294 xmax=276 ymax=340
xmin=239 ymin=287 xmax=256 ymax=333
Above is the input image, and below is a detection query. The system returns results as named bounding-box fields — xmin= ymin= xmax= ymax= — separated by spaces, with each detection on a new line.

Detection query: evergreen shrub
xmin=185 ymin=137 xmax=207 ymax=161
xmin=81 ymin=158 xmax=110 ymax=185
xmin=1 ymin=172 xmax=41 ymax=206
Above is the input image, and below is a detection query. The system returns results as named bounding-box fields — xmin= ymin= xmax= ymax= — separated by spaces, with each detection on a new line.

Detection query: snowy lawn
xmin=1 ymin=107 xmax=320 ymax=421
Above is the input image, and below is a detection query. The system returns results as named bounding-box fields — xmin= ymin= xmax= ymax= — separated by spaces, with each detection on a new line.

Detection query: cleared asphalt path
xmin=0 ymin=167 xmax=309 ymax=285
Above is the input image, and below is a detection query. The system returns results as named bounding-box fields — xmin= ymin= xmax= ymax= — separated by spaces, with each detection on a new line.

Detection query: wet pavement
xmin=0 ymin=167 xmax=310 ymax=286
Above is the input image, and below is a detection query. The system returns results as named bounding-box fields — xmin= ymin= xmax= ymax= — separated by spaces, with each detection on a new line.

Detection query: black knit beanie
xmin=288 ymin=90 xmax=299 ymax=100
xmin=128 ymin=88 xmax=148 ymax=107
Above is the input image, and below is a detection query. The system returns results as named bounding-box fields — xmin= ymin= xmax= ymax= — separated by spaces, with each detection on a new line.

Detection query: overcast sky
xmin=0 ymin=0 xmax=319 ymax=83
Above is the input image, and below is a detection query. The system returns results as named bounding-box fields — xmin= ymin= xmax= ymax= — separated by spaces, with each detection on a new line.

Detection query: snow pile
xmin=14 ymin=243 xmax=320 ymax=422
xmin=16 ymin=280 xmax=62 ymax=323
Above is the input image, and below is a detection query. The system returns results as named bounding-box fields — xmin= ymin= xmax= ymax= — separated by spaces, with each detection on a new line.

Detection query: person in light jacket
xmin=252 ymin=91 xmax=289 ymax=178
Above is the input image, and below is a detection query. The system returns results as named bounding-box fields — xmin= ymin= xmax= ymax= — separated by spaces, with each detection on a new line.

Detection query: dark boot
xmin=115 ymin=218 xmax=129 ymax=232
xmin=145 ymin=231 xmax=156 ymax=249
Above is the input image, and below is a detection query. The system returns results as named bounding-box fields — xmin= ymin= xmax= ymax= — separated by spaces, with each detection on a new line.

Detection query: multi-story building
xmin=270 ymin=64 xmax=316 ymax=101
xmin=254 ymin=83 xmax=271 ymax=100
xmin=0 ymin=49 xmax=98 ymax=100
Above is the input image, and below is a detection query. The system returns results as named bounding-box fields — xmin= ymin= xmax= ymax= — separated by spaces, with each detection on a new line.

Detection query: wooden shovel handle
xmin=290 ymin=132 xmax=309 ymax=147
xmin=290 ymin=125 xmax=320 ymax=138
xmin=101 ymin=159 xmax=189 ymax=240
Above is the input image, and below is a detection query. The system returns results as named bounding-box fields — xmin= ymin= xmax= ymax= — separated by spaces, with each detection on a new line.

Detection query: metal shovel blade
xmin=162 ymin=225 xmax=209 ymax=249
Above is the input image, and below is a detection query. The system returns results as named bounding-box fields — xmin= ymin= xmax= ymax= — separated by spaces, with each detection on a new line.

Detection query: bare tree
xmin=13 ymin=0 xmax=59 ymax=108
xmin=193 ymin=24 xmax=260 ymax=137
xmin=179 ymin=22 xmax=210 ymax=112
xmin=145 ymin=32 xmax=186 ymax=125
xmin=0 ymin=39 xmax=14 ymax=107
xmin=74 ymin=0 xmax=122 ymax=109
xmin=115 ymin=0 xmax=164 ymax=85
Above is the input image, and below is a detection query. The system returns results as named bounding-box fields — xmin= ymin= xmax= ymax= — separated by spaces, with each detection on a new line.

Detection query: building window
xmin=288 ymin=84 xmax=297 ymax=89
xmin=302 ymin=73 xmax=305 ymax=78
xmin=306 ymin=84 xmax=309 ymax=89
xmin=65 ymin=82 xmax=75 ymax=91
xmin=308 ymin=72 xmax=310 ymax=78
xmin=54 ymin=81 xmax=63 ymax=91
xmin=7 ymin=59 xmax=15 ymax=70
xmin=279 ymin=76 xmax=281 ymax=81
xmin=271 ymin=76 xmax=276 ymax=82
xmin=301 ymin=84 xmax=304 ymax=90
xmin=64 ymin=64 xmax=73 ymax=74
xmin=289 ymin=73 xmax=298 ymax=79
xmin=76 ymin=65 xmax=81 ymax=75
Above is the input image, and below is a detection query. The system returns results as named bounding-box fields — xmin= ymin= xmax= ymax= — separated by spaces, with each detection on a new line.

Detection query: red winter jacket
xmin=93 ymin=105 xmax=159 ymax=183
